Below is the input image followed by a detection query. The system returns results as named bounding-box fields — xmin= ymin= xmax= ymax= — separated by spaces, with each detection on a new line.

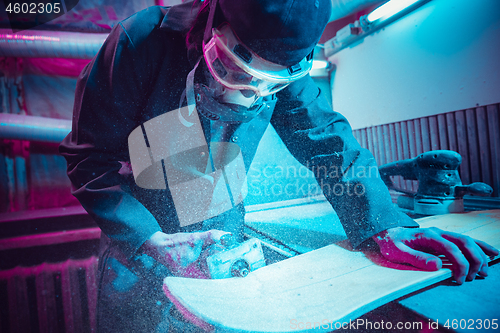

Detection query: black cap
xmin=217 ymin=0 xmax=332 ymax=67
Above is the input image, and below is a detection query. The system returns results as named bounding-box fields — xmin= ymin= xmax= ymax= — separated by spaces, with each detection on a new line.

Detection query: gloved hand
xmin=141 ymin=230 xmax=230 ymax=279
xmin=373 ymin=227 xmax=499 ymax=284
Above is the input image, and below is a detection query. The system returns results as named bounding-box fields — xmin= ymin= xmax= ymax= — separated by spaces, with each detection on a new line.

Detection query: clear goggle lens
xmin=203 ymin=25 xmax=312 ymax=97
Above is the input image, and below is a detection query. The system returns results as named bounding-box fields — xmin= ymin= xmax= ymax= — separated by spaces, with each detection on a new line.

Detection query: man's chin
xmin=221 ymin=102 xmax=262 ymax=114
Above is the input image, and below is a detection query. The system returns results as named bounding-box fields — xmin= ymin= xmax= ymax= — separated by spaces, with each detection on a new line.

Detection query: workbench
xmin=243 ymin=197 xmax=500 ymax=332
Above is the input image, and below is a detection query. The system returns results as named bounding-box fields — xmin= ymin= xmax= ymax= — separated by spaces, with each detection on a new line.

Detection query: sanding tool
xmin=379 ymin=150 xmax=493 ymax=215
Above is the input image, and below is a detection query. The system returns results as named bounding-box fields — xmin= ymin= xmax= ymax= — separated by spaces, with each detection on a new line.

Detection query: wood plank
xmin=0 ymin=205 xmax=87 ymax=223
xmin=376 ymin=125 xmax=386 ymax=166
xmin=429 ymin=116 xmax=439 ymax=150
xmin=400 ymin=121 xmax=412 ymax=191
xmin=353 ymin=130 xmax=361 ymax=146
xmin=0 ymin=258 xmax=98 ymax=333
xmin=476 ymin=107 xmax=492 ymax=187
xmin=407 ymin=120 xmax=418 ymax=192
xmin=164 ymin=211 xmax=500 ymax=333
xmin=486 ymin=104 xmax=500 ymax=197
xmin=413 ymin=119 xmax=423 ymax=191
xmin=407 ymin=120 xmax=417 ymax=158
xmin=455 ymin=110 xmax=470 ymax=185
xmin=388 ymin=123 xmax=400 ymax=189
xmin=85 ymin=257 xmax=98 ymax=333
xmin=7 ymin=273 xmax=31 ymax=332
xmin=466 ymin=108 xmax=480 ymax=183
xmin=371 ymin=125 xmax=380 ymax=165
xmin=388 ymin=123 xmax=397 ymax=163
xmin=61 ymin=263 xmax=77 ymax=333
xmin=394 ymin=122 xmax=404 ymax=189
xmin=446 ymin=112 xmax=458 ymax=152
xmin=437 ymin=114 xmax=448 ymax=150
xmin=0 ymin=228 xmax=101 ymax=251
xmin=35 ymin=265 xmax=58 ymax=333
xmin=383 ymin=124 xmax=391 ymax=166
xmin=359 ymin=128 xmax=366 ymax=150
xmin=420 ymin=118 xmax=431 ymax=153
xmin=366 ymin=127 xmax=375 ymax=164
xmin=395 ymin=122 xmax=404 ymax=161
xmin=414 ymin=118 xmax=423 ymax=156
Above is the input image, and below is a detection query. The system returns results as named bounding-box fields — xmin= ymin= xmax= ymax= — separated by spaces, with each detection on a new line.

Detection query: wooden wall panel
xmin=353 ymin=103 xmax=500 ymax=197
xmin=487 ymin=105 xmax=500 ymax=199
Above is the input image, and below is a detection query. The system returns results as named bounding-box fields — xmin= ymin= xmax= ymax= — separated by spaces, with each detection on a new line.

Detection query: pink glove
xmin=373 ymin=227 xmax=499 ymax=284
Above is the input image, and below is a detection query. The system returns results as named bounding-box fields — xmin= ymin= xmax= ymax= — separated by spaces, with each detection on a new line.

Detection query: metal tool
xmin=206 ymin=235 xmax=266 ymax=279
xmin=379 ymin=150 xmax=493 ymax=215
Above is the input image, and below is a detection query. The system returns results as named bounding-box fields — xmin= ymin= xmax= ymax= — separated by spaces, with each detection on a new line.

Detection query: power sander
xmin=379 ymin=150 xmax=493 ymax=215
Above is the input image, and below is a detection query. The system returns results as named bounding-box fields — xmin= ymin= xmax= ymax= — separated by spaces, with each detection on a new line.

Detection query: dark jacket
xmin=60 ymin=2 xmax=418 ymax=259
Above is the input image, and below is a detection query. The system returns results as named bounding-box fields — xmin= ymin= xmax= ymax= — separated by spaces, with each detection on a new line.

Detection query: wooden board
xmin=163 ymin=210 xmax=500 ymax=333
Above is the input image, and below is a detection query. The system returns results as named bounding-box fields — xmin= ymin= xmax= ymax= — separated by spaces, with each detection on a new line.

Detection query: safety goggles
xmin=203 ymin=24 xmax=314 ymax=97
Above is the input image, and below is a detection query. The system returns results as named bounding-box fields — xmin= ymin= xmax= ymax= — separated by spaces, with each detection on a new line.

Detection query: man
xmin=60 ymin=0 xmax=498 ymax=331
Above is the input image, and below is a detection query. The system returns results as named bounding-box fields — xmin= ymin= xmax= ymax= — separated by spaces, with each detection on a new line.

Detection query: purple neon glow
xmin=0 ymin=33 xmax=60 ymax=42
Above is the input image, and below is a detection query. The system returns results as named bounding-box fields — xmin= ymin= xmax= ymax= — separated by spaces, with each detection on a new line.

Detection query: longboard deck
xmin=163 ymin=210 xmax=500 ymax=332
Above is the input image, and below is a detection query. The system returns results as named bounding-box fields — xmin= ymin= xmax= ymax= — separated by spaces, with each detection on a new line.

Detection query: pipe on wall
xmin=0 ymin=29 xmax=108 ymax=59
xmin=0 ymin=113 xmax=71 ymax=143
xmin=0 ymin=2 xmax=383 ymax=58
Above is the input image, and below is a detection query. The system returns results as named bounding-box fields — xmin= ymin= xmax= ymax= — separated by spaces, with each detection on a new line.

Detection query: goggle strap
xmin=288 ymin=63 xmax=302 ymax=75
xmin=288 ymin=50 xmax=314 ymax=75
xmin=203 ymin=0 xmax=219 ymax=43
xmin=307 ymin=49 xmax=314 ymax=61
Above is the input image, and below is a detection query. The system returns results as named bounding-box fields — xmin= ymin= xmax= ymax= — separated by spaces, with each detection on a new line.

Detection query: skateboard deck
xmin=163 ymin=210 xmax=500 ymax=332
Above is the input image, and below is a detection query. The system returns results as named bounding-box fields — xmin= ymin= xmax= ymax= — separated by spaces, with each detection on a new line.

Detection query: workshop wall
xmin=0 ymin=0 xmax=185 ymax=213
xmin=0 ymin=58 xmax=86 ymax=212
xmin=325 ymin=0 xmax=500 ymax=200
xmin=352 ymin=104 xmax=500 ymax=198
xmin=327 ymin=0 xmax=500 ymax=130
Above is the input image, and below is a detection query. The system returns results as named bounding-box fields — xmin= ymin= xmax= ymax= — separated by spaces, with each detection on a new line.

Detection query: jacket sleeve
xmin=272 ymin=75 xmax=418 ymax=249
xmin=59 ymin=19 xmax=163 ymax=259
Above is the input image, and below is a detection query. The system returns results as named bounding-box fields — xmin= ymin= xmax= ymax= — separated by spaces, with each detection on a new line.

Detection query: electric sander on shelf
xmin=379 ymin=150 xmax=493 ymax=215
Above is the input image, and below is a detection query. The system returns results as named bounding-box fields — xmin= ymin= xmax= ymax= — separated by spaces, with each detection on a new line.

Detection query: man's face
xmin=202 ymin=24 xmax=302 ymax=103
xmin=203 ymin=59 xmax=262 ymax=109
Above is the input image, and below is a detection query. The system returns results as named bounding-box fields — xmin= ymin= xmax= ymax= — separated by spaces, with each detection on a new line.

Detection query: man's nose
xmin=240 ymin=89 xmax=256 ymax=98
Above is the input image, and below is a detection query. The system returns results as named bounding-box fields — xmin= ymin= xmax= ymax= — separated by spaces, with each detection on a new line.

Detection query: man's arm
xmin=273 ymin=75 xmax=418 ymax=248
xmin=60 ymin=9 xmax=167 ymax=259
xmin=272 ymin=75 xmax=498 ymax=282
xmin=60 ymin=8 xmax=233 ymax=278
